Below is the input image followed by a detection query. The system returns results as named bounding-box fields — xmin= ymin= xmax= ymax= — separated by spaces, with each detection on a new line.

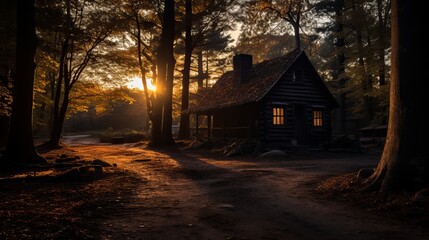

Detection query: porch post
xmin=222 ymin=111 xmax=226 ymax=140
xmin=248 ymin=107 xmax=252 ymax=139
xmin=207 ymin=113 xmax=212 ymax=141
xmin=195 ymin=114 xmax=199 ymax=138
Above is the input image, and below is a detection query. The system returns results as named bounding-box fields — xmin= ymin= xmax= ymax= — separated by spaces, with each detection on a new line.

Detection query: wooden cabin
xmin=189 ymin=49 xmax=338 ymax=149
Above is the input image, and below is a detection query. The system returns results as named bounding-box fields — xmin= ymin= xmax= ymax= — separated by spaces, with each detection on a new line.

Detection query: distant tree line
xmin=63 ymin=88 xmax=147 ymax=133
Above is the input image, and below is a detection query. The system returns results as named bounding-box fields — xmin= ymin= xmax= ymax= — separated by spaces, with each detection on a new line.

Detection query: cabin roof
xmin=190 ymin=49 xmax=336 ymax=113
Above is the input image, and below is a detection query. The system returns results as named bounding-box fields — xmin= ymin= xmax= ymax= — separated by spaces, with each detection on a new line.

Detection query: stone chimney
xmin=233 ymin=54 xmax=252 ymax=85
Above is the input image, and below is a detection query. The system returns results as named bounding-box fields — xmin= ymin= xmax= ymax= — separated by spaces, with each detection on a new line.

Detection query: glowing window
xmin=273 ymin=107 xmax=285 ymax=125
xmin=313 ymin=110 xmax=323 ymax=127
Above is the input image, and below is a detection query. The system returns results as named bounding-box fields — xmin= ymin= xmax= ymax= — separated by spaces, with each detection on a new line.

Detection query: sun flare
xmin=128 ymin=76 xmax=156 ymax=92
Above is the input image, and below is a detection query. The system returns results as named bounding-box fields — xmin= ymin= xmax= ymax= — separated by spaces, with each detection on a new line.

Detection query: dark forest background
xmin=0 ymin=0 xmax=392 ymax=149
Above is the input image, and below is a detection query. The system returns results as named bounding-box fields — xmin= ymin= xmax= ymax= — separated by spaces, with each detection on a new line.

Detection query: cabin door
xmin=294 ymin=104 xmax=307 ymax=145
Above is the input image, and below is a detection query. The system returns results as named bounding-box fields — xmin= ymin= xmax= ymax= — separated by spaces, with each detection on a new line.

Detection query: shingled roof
xmin=190 ymin=49 xmax=332 ymax=113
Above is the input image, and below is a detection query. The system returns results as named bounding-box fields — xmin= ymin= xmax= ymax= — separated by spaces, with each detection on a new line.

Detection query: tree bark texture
xmin=3 ymin=0 xmax=45 ymax=164
xmin=135 ymin=12 xmax=152 ymax=131
xmin=334 ymin=0 xmax=347 ymax=135
xmin=366 ymin=0 xmax=428 ymax=193
xmin=161 ymin=0 xmax=175 ymax=145
xmin=178 ymin=0 xmax=192 ymax=140
xmin=197 ymin=51 xmax=204 ymax=91
xmin=152 ymin=0 xmax=175 ymax=146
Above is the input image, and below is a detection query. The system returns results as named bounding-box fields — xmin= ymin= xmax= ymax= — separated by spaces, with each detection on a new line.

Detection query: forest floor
xmin=0 ymin=136 xmax=428 ymax=240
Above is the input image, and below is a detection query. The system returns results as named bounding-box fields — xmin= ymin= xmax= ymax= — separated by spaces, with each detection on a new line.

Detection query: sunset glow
xmin=128 ymin=76 xmax=156 ymax=92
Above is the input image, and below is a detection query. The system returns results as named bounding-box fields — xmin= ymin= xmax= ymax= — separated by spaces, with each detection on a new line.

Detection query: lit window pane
xmin=313 ymin=110 xmax=323 ymax=127
xmin=273 ymin=107 xmax=285 ymax=125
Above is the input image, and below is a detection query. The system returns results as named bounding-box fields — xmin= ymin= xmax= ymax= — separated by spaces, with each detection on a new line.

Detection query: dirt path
xmin=53 ymin=140 xmax=429 ymax=240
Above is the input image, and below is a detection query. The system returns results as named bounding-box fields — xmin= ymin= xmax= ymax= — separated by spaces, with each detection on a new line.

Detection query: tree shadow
xmin=145 ymin=145 xmax=284 ymax=233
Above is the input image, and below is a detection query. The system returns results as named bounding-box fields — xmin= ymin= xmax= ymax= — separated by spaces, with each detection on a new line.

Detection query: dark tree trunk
xmin=0 ymin=115 xmax=9 ymax=150
xmin=45 ymin=0 xmax=106 ymax=148
xmin=160 ymin=0 xmax=175 ymax=145
xmin=135 ymin=12 xmax=152 ymax=131
xmin=49 ymin=61 xmax=70 ymax=147
xmin=151 ymin=66 xmax=163 ymax=146
xmin=178 ymin=0 xmax=192 ymax=140
xmin=0 ymin=70 xmax=11 ymax=150
xmin=140 ymin=74 xmax=151 ymax=131
xmin=48 ymin=51 xmax=66 ymax=148
xmin=334 ymin=0 xmax=347 ymax=134
xmin=49 ymin=72 xmax=55 ymax=134
xmin=292 ymin=20 xmax=301 ymax=50
xmin=286 ymin=1 xmax=302 ymax=50
xmin=365 ymin=0 xmax=428 ymax=193
xmin=351 ymin=0 xmax=374 ymax=124
xmin=152 ymin=0 xmax=175 ymax=146
xmin=197 ymin=51 xmax=203 ymax=91
xmin=162 ymin=57 xmax=175 ymax=144
xmin=3 ymin=0 xmax=45 ymax=165
xmin=50 ymin=90 xmax=69 ymax=147
xmin=44 ymin=0 xmax=70 ymax=149
xmin=376 ymin=0 xmax=388 ymax=86
xmin=355 ymin=27 xmax=374 ymax=123
xmin=150 ymin=61 xmax=162 ymax=145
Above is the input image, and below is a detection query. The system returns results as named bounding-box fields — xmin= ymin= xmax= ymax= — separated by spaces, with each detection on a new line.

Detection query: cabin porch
xmin=190 ymin=103 xmax=259 ymax=140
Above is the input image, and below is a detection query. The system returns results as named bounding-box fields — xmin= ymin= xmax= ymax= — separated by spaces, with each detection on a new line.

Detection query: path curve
xmin=64 ymin=141 xmax=428 ymax=240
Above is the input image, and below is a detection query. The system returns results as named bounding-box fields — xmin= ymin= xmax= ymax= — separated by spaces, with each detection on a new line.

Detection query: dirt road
xmin=55 ymin=140 xmax=428 ymax=240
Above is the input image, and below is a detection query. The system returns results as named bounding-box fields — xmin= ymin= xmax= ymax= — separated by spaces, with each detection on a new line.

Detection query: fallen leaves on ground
xmin=316 ymin=172 xmax=429 ymax=228
xmin=0 ymin=166 xmax=143 ymax=239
